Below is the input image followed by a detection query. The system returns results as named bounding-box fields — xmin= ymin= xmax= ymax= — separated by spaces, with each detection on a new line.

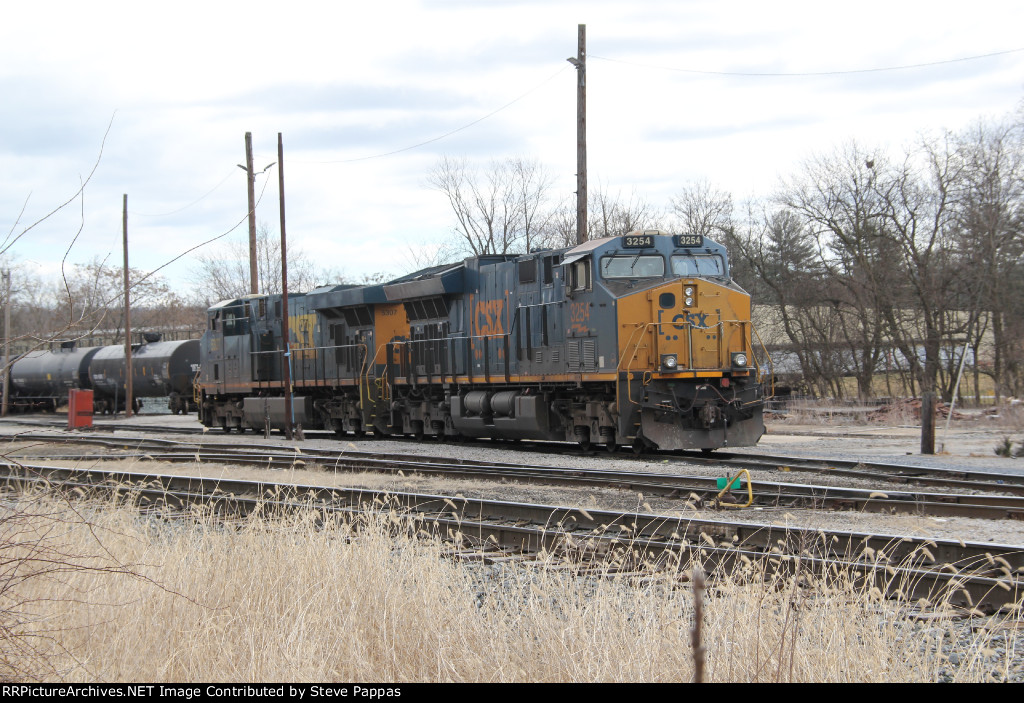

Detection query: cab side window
xmin=221 ymin=306 xmax=250 ymax=336
xmin=570 ymin=259 xmax=591 ymax=291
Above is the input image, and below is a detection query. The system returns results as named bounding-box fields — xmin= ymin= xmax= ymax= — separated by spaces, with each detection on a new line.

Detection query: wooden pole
xmin=245 ymin=132 xmax=259 ymax=295
xmin=921 ymin=391 xmax=935 ymax=455
xmin=277 ymin=133 xmax=293 ymax=440
xmin=574 ymin=24 xmax=587 ymax=245
xmin=2 ymin=270 xmax=10 ymax=417
xmin=123 ymin=194 xmax=133 ymax=417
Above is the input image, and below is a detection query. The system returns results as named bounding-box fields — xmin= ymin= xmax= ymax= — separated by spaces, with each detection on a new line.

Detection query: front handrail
xmin=616 ymin=318 xmax=764 ymax=410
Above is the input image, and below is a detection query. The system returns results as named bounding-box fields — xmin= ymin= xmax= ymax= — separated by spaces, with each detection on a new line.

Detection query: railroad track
xmin=2 ymin=460 xmax=1022 ymax=614
xmin=6 ymin=432 xmax=1024 ymax=522
xmin=5 ymin=417 xmax=1023 ymax=497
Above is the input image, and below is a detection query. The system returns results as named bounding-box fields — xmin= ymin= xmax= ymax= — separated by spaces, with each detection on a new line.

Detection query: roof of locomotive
xmin=561 ymin=231 xmax=728 ymax=259
xmin=299 ymin=231 xmax=733 ymax=313
xmin=306 ymin=282 xmax=388 ymax=310
xmin=383 ymin=262 xmax=467 ymax=301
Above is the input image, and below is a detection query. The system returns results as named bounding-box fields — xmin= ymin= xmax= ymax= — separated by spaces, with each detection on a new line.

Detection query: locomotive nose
xmin=651 ymin=281 xmax=703 ymax=374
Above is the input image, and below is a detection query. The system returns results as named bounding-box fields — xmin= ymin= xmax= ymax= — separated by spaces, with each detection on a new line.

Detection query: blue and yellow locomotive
xmin=197 ymin=230 xmax=768 ymax=451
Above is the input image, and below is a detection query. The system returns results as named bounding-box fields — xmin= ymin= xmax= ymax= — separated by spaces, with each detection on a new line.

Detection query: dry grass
xmin=0 ymin=489 xmax=1019 ymax=682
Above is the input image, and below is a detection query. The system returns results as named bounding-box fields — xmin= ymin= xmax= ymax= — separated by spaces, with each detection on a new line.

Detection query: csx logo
xmin=474 ymin=299 xmax=505 ymax=336
xmin=290 ymin=313 xmax=318 ymax=359
xmin=673 ymin=312 xmax=709 ymax=329
xmin=472 ymin=299 xmax=506 ymax=361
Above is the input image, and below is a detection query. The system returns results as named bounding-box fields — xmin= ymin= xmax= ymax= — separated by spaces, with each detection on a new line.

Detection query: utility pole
xmin=921 ymin=391 xmax=935 ymax=455
xmin=277 ymin=133 xmax=294 ymax=441
xmin=567 ymin=23 xmax=587 ymax=245
xmin=2 ymin=269 xmax=10 ymax=417
xmin=243 ymin=132 xmax=259 ymax=295
xmin=122 ymin=194 xmax=133 ymax=418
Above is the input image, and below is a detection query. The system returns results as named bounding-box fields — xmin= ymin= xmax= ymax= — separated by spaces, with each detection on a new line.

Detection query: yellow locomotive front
xmin=602 ymin=231 xmax=767 ymax=450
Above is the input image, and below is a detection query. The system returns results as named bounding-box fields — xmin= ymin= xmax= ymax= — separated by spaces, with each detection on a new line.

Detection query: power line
xmin=299 ymin=64 xmax=571 ymax=165
xmin=129 ymin=64 xmax=571 ymax=219
xmin=132 ymin=170 xmax=275 ymax=290
xmin=590 ymin=46 xmax=1024 ymax=77
xmin=130 ymin=167 xmax=238 ymax=218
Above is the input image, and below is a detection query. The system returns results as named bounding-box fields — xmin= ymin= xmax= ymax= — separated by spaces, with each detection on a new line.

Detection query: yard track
xmin=6 ymin=431 xmax=1024 ymax=521
xmin=5 ymin=416 xmax=1024 ymax=496
xmin=2 ymin=459 xmax=1022 ymax=614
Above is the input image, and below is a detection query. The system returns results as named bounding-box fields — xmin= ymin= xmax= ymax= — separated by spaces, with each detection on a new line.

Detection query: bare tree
xmin=729 ymin=202 xmax=845 ymax=396
xmin=190 ymin=222 xmax=322 ymax=302
xmin=428 ymin=155 xmax=555 ymax=256
xmin=535 ymin=198 xmax=577 ymax=250
xmin=0 ymin=118 xmax=157 ymax=363
xmin=952 ymin=116 xmax=1024 ymax=399
xmin=780 ymin=141 xmax=895 ymax=399
xmin=402 ymin=238 xmax=463 ymax=273
xmin=875 ymin=133 xmax=965 ymax=400
xmin=509 ymin=156 xmax=553 ymax=253
xmin=50 ymin=257 xmax=189 ymax=344
xmin=669 ymin=179 xmax=734 ymax=238
xmin=588 ymin=183 xmax=664 ymax=239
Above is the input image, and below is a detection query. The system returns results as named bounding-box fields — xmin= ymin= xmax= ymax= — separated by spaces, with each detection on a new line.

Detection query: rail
xmin=250 ymin=343 xmax=367 ymax=391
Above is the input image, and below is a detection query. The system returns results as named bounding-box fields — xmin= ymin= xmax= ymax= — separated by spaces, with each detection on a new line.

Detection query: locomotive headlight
xmin=661 ymin=354 xmax=678 ymax=371
xmin=731 ymin=352 xmax=748 ymax=368
xmin=684 ymin=286 xmax=694 ymax=297
xmin=685 ymin=297 xmax=694 ymax=306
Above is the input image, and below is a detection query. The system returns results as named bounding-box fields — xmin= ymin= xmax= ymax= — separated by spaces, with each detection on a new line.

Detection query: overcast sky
xmin=2 ymin=0 xmax=1022 ymax=295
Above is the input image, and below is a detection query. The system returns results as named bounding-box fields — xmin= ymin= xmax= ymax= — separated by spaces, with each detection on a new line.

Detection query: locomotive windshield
xmin=600 ymin=255 xmax=665 ymax=279
xmin=670 ymin=254 xmax=725 ymax=277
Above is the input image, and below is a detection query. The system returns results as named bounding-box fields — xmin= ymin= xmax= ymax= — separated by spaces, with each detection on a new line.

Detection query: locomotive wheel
xmin=605 ymin=441 xmax=617 ymax=454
